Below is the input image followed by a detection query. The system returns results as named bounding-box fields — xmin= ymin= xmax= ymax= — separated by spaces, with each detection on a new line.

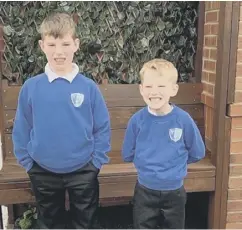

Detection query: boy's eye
xmin=48 ymin=44 xmax=55 ymax=47
xmin=145 ymin=86 xmax=152 ymax=88
xmin=158 ymin=85 xmax=165 ymax=88
xmin=63 ymin=43 xmax=70 ymax=46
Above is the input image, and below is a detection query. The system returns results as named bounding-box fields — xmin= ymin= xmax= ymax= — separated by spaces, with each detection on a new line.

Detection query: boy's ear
xmin=171 ymin=83 xmax=179 ymax=97
xmin=38 ymin=40 xmax=44 ymax=52
xmin=139 ymin=84 xmax=143 ymax=96
xmin=74 ymin=38 xmax=80 ymax=52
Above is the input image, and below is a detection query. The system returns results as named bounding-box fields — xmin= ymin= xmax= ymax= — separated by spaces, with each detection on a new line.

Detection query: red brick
xmin=236 ymin=78 xmax=242 ymax=90
xmin=230 ymin=153 xmax=242 ymax=163
xmin=228 ymin=189 xmax=242 ymax=200
xmin=226 ymin=222 xmax=242 ymax=228
xmin=204 ymin=24 xmax=210 ymax=35
xmin=208 ymin=72 xmax=216 ymax=84
xmin=206 ymin=83 xmax=214 ymax=95
xmin=205 ymin=2 xmax=211 ymax=11
xmin=227 ymin=211 xmax=242 ymax=222
xmin=237 ymin=50 xmax=242 ymax=63
xmin=204 ymin=36 xmax=217 ymax=47
xmin=207 ymin=94 xmax=215 ymax=107
xmin=238 ymin=36 xmax=242 ymax=50
xmin=229 ymin=104 xmax=242 ymax=117
xmin=210 ymin=24 xmax=218 ymax=35
xmin=211 ymin=2 xmax=220 ymax=10
xmin=231 ymin=129 xmax=242 ymax=141
xmin=236 ymin=64 xmax=242 ymax=76
xmin=234 ymin=91 xmax=242 ymax=103
xmin=202 ymin=92 xmax=214 ymax=108
xmin=202 ymin=71 xmax=209 ymax=82
xmin=229 ymin=176 xmax=242 ymax=189
xmin=203 ymin=60 xmax=216 ymax=72
xmin=205 ymin=11 xmax=218 ymax=23
xmin=210 ymin=49 xmax=217 ymax=60
xmin=203 ymin=48 xmax=210 ymax=59
xmin=202 ymin=82 xmax=208 ymax=93
xmin=232 ymin=117 xmax=242 ymax=128
xmin=240 ymin=6 xmax=242 ymax=20
xmin=230 ymin=164 xmax=242 ymax=176
xmin=231 ymin=130 xmax=242 ymax=143
xmin=227 ymin=200 xmax=242 ymax=211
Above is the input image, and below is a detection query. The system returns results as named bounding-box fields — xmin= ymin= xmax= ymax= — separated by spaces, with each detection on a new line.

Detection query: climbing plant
xmin=0 ymin=1 xmax=199 ymax=84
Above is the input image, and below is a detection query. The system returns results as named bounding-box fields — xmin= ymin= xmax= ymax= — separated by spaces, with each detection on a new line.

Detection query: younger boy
xmin=122 ymin=59 xmax=205 ymax=229
xmin=12 ymin=12 xmax=111 ymax=229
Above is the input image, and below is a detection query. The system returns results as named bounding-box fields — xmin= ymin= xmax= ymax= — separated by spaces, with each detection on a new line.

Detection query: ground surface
xmin=13 ymin=192 xmax=209 ymax=229
xmin=98 ymin=192 xmax=209 ymax=229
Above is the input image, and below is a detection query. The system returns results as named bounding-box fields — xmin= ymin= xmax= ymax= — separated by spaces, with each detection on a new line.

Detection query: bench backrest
xmin=1 ymin=80 xmax=204 ymax=164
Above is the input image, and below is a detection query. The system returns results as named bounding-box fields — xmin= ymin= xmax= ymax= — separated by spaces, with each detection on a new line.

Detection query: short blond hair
xmin=39 ymin=12 xmax=76 ymax=39
xmin=139 ymin=58 xmax=178 ymax=83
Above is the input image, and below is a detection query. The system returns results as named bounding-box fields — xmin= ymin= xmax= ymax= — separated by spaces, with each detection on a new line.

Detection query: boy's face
xmin=39 ymin=34 xmax=79 ymax=75
xmin=139 ymin=69 xmax=178 ymax=111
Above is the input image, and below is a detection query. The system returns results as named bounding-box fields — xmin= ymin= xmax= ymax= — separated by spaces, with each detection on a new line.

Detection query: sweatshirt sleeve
xmin=91 ymin=84 xmax=111 ymax=169
xmin=12 ymin=81 xmax=33 ymax=172
xmin=122 ymin=116 xmax=137 ymax=162
xmin=183 ymin=113 xmax=206 ymax=164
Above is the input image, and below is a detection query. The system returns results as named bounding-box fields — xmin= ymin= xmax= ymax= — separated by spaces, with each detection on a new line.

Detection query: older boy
xmin=12 ymin=12 xmax=111 ymax=229
xmin=122 ymin=59 xmax=205 ymax=229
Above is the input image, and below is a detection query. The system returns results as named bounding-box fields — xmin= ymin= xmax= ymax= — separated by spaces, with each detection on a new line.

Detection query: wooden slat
xmin=4 ymin=134 xmax=14 ymax=159
xmin=3 ymin=104 xmax=204 ymax=133
xmin=99 ymin=83 xmax=202 ymax=107
xmin=0 ymin=175 xmax=215 ymax=206
xmin=3 ymin=110 xmax=15 ymax=132
xmin=0 ymin=156 xmax=215 ymax=205
xmin=0 ymin=157 xmax=214 ymax=180
xmin=0 ymin=156 xmax=215 ymax=183
xmin=4 ymin=123 xmax=205 ymax=164
xmin=2 ymin=80 xmax=202 ymax=110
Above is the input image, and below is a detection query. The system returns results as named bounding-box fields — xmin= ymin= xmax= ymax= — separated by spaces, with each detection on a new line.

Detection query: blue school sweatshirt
xmin=122 ymin=105 xmax=205 ymax=190
xmin=12 ymin=73 xmax=111 ymax=173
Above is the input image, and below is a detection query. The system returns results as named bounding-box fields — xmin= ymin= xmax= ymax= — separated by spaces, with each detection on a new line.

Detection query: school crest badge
xmin=71 ymin=93 xmax=84 ymax=107
xmin=169 ymin=128 xmax=183 ymax=142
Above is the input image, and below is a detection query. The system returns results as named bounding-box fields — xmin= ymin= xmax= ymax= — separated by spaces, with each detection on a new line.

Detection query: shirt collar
xmin=45 ymin=63 xmax=79 ymax=83
xmin=147 ymin=105 xmax=174 ymax=116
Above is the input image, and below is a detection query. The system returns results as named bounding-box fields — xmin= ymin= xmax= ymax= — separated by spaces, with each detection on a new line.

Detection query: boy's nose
xmin=150 ymin=92 xmax=158 ymax=96
xmin=55 ymin=45 xmax=64 ymax=54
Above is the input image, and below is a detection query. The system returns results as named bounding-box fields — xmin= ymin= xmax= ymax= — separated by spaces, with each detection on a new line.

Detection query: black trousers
xmin=133 ymin=181 xmax=187 ymax=229
xmin=28 ymin=160 xmax=100 ymax=229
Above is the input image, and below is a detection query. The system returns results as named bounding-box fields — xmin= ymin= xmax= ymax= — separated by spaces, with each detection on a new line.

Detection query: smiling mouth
xmin=149 ymin=97 xmax=162 ymax=102
xmin=54 ymin=58 xmax=66 ymax=62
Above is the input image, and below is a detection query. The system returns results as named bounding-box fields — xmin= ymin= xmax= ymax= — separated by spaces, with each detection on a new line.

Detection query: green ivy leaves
xmin=0 ymin=1 xmax=198 ymax=84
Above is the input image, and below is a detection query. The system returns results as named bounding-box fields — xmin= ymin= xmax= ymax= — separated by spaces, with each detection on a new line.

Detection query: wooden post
xmin=208 ymin=2 xmax=240 ymax=228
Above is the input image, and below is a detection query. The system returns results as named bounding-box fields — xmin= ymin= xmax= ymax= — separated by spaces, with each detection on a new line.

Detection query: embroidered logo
xmin=71 ymin=93 xmax=84 ymax=107
xmin=169 ymin=128 xmax=183 ymax=142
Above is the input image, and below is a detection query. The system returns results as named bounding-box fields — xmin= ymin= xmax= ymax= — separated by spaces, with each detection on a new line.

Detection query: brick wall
xmin=227 ymin=3 xmax=242 ymax=228
xmin=201 ymin=2 xmax=220 ymax=155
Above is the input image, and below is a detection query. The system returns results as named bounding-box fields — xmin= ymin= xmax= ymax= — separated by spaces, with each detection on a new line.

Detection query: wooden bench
xmin=0 ymin=80 xmax=215 ymax=206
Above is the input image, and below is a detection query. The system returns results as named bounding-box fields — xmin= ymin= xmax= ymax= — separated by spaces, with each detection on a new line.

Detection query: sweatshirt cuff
xmin=19 ymin=157 xmax=34 ymax=172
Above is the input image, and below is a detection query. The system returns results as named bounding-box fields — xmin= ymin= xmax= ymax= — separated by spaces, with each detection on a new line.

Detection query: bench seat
xmin=0 ymin=156 xmax=215 ymax=205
